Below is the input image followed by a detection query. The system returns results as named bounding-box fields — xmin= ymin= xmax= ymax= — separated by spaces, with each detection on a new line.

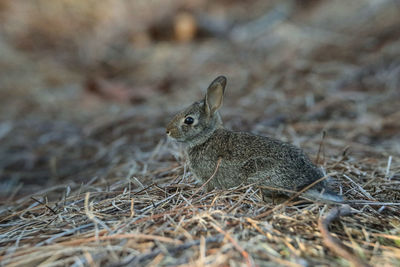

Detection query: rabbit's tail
xmin=303 ymin=189 xmax=344 ymax=203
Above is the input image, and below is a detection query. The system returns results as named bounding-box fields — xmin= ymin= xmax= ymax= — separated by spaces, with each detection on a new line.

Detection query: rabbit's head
xmin=166 ymin=76 xmax=226 ymax=145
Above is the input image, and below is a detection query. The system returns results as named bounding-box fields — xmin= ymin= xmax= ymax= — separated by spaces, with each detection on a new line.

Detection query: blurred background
xmin=1 ymin=0 xmax=399 ymax=199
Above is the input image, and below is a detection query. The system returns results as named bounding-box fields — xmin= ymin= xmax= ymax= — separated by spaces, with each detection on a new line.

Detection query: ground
xmin=0 ymin=0 xmax=400 ymax=266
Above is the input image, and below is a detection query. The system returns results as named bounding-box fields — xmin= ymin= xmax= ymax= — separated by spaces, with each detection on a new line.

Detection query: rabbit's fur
xmin=166 ymin=76 xmax=342 ymax=202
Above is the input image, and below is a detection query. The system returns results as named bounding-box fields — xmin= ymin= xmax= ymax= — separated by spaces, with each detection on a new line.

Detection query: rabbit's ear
xmin=205 ymin=76 xmax=227 ymax=115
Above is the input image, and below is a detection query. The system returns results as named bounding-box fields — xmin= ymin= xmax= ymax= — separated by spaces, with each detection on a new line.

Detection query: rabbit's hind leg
xmin=260 ymin=188 xmax=287 ymax=204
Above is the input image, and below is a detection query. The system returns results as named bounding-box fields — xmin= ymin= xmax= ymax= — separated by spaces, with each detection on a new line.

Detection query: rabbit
xmin=166 ymin=76 xmax=342 ymax=203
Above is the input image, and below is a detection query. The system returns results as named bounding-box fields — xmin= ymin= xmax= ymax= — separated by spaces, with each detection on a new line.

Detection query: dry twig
xmin=318 ymin=205 xmax=372 ymax=267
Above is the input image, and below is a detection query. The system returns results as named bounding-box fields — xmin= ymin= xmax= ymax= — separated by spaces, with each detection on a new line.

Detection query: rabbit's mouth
xmin=166 ymin=125 xmax=187 ymax=142
xmin=166 ymin=131 xmax=184 ymax=142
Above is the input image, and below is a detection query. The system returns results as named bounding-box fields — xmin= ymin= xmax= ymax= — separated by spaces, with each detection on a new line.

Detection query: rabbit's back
xmin=187 ymin=128 xmax=325 ymax=192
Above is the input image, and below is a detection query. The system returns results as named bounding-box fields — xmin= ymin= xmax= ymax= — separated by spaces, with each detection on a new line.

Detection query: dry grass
xmin=1 ymin=0 xmax=400 ymax=266
xmin=1 ymin=126 xmax=399 ymax=266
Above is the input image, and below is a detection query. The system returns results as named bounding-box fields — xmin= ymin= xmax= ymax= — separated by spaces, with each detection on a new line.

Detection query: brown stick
xmin=30 ymin=197 xmax=57 ymax=215
xmin=318 ymin=205 xmax=372 ymax=267
xmin=211 ymin=222 xmax=255 ymax=267
xmin=315 ymin=130 xmax=326 ymax=165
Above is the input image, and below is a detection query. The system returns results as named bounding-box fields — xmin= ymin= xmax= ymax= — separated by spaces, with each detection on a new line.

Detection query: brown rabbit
xmin=166 ymin=76 xmax=342 ymax=202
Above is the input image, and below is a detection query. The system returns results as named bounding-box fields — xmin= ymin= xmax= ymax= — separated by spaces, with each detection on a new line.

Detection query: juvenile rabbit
xmin=166 ymin=76 xmax=342 ymax=202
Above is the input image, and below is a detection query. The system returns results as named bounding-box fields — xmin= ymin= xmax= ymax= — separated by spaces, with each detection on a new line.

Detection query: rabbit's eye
xmin=184 ymin=116 xmax=194 ymax=125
